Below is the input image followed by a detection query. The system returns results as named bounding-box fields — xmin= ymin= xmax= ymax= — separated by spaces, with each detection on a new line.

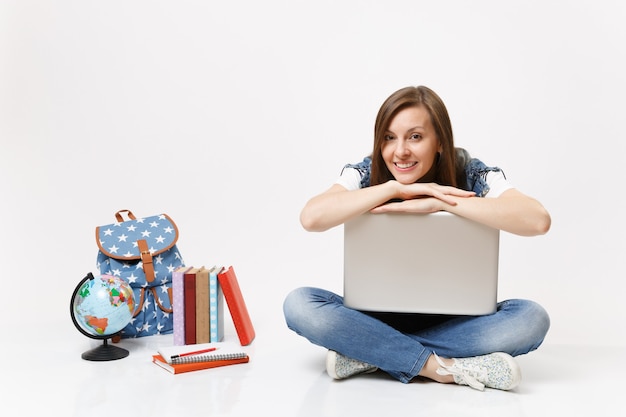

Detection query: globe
xmin=70 ymin=273 xmax=135 ymax=361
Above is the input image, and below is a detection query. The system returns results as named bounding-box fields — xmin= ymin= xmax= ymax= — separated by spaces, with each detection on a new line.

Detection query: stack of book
xmin=172 ymin=265 xmax=255 ymax=347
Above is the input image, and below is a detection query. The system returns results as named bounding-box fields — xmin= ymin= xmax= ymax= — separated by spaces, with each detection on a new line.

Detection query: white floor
xmin=3 ymin=317 xmax=623 ymax=417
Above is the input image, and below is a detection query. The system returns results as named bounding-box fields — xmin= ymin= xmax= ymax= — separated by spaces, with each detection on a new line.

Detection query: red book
xmin=184 ymin=267 xmax=200 ymax=345
xmin=217 ymin=266 xmax=255 ymax=346
xmin=152 ymin=354 xmax=249 ymax=375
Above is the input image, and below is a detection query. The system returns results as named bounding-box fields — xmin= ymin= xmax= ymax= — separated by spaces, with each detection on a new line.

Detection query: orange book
xmin=152 ymin=354 xmax=249 ymax=375
xmin=217 ymin=266 xmax=255 ymax=346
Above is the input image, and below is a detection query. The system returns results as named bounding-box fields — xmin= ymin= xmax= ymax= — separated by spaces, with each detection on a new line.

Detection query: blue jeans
xmin=283 ymin=287 xmax=550 ymax=383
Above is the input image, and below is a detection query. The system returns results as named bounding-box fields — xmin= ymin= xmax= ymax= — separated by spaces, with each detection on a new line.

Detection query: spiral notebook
xmin=157 ymin=342 xmax=248 ymax=365
xmin=152 ymin=352 xmax=249 ymax=375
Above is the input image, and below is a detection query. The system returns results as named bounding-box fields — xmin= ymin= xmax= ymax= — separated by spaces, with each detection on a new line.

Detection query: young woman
xmin=282 ymin=86 xmax=551 ymax=391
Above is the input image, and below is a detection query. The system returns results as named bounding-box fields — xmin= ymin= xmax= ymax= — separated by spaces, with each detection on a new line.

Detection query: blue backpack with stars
xmin=96 ymin=209 xmax=185 ymax=339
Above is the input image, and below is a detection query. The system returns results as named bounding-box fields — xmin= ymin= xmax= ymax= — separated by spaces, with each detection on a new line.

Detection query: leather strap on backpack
xmin=130 ymin=288 xmax=173 ymax=317
xmin=115 ymin=209 xmax=137 ymax=222
xmin=151 ymin=287 xmax=174 ymax=314
xmin=137 ymin=239 xmax=155 ymax=283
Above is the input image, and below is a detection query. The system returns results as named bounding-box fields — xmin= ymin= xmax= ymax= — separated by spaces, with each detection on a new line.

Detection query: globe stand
xmin=70 ymin=273 xmax=134 ymax=362
xmin=81 ymin=337 xmax=129 ymax=361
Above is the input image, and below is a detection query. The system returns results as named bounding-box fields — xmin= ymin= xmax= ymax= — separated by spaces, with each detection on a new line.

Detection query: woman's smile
xmin=394 ymin=161 xmax=418 ymax=170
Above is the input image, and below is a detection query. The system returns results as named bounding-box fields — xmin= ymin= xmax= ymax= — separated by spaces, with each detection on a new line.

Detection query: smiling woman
xmin=372 ymin=86 xmax=459 ymax=188
xmin=380 ymin=105 xmax=441 ymax=185
xmin=284 ymin=85 xmax=552 ymax=392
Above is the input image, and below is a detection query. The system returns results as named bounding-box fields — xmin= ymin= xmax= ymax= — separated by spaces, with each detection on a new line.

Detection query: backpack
xmin=96 ymin=209 xmax=185 ymax=338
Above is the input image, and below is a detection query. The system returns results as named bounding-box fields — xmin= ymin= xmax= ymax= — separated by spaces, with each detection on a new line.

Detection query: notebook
xmin=157 ymin=342 xmax=248 ymax=365
xmin=343 ymin=211 xmax=500 ymax=315
xmin=152 ymin=352 xmax=249 ymax=375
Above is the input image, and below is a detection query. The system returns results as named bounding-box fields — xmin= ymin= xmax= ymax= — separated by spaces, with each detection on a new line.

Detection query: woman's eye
xmin=410 ymin=133 xmax=422 ymax=140
xmin=384 ymin=135 xmax=395 ymax=141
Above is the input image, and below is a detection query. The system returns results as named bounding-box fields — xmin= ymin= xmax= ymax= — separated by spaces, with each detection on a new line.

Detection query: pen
xmin=171 ymin=347 xmax=217 ymax=359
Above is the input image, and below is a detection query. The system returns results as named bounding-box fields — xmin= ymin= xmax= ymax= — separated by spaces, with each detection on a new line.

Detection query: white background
xmin=1 ymin=0 xmax=625 ymax=353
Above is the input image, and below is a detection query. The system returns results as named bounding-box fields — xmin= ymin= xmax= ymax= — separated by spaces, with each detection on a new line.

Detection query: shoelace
xmin=433 ymin=353 xmax=487 ymax=391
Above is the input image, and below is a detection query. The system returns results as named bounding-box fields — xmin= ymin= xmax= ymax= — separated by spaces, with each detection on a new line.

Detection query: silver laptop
xmin=343 ymin=211 xmax=499 ymax=315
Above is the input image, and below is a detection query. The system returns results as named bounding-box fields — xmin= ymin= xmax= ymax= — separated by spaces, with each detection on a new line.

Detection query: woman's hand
xmin=395 ymin=181 xmax=475 ymax=203
xmin=372 ymin=182 xmax=475 ymax=214
xmin=300 ymin=181 xmax=474 ymax=232
xmin=370 ymin=197 xmax=445 ymax=214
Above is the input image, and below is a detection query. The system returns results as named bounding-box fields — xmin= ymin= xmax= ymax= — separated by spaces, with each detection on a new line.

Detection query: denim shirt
xmin=342 ymin=148 xmax=504 ymax=198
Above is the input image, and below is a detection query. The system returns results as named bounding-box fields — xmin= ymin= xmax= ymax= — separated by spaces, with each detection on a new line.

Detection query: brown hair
xmin=370 ymin=86 xmax=463 ymax=187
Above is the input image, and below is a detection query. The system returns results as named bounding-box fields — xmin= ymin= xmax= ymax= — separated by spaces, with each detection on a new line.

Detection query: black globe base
xmin=81 ymin=338 xmax=129 ymax=361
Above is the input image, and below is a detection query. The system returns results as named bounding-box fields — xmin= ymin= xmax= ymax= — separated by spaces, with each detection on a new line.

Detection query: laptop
xmin=343 ymin=211 xmax=500 ymax=315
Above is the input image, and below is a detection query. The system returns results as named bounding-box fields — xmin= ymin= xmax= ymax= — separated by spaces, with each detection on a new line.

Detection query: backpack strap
xmin=115 ymin=209 xmax=137 ymax=222
xmin=137 ymin=239 xmax=155 ymax=283
xmin=150 ymin=287 xmax=174 ymax=314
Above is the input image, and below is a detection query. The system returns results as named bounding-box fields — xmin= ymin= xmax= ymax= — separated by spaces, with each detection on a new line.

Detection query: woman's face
xmin=381 ymin=105 xmax=442 ymax=184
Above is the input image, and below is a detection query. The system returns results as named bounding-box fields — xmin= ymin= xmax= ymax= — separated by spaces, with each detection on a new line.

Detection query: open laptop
xmin=343 ymin=211 xmax=500 ymax=315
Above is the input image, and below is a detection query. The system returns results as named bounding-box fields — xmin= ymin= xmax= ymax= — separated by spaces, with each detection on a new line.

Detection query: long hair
xmin=370 ymin=86 xmax=463 ymax=187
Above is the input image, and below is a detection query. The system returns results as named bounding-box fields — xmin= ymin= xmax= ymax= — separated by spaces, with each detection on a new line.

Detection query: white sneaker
xmin=434 ymin=352 xmax=521 ymax=391
xmin=326 ymin=350 xmax=378 ymax=380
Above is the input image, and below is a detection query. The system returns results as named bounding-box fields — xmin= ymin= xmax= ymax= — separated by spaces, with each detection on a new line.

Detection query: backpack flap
xmin=96 ymin=212 xmax=180 ymax=283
